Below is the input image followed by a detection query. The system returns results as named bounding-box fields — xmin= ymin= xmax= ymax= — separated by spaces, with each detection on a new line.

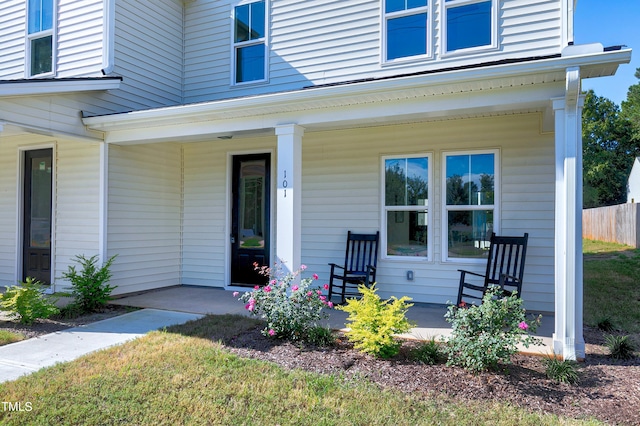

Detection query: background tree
xmin=621 ymin=67 xmax=640 ymax=143
xmin=581 ymin=90 xmax=634 ymax=207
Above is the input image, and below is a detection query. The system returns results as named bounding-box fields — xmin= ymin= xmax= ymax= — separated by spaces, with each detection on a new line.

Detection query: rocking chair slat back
xmin=328 ymin=231 xmax=379 ymax=304
xmin=457 ymin=233 xmax=528 ymax=306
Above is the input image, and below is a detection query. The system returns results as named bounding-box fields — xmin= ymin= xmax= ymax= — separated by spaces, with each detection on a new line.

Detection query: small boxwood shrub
xmin=337 ymin=284 xmax=414 ymax=358
xmin=61 ymin=254 xmax=117 ymax=314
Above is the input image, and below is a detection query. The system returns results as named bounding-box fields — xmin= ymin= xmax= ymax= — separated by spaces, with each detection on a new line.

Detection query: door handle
xmin=230 ymin=235 xmax=236 ymax=244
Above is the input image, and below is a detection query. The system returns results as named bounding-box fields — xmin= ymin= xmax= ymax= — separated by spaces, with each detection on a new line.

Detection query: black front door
xmin=23 ymin=149 xmax=53 ymax=284
xmin=231 ymin=153 xmax=270 ymax=286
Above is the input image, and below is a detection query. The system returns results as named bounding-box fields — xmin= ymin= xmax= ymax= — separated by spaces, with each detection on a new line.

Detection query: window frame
xmin=381 ymin=153 xmax=433 ymax=262
xmin=231 ymin=0 xmax=268 ymax=86
xmin=441 ymin=0 xmax=498 ymax=57
xmin=381 ymin=0 xmax=432 ymax=64
xmin=441 ymin=149 xmax=500 ymax=263
xmin=26 ymin=0 xmax=55 ymax=77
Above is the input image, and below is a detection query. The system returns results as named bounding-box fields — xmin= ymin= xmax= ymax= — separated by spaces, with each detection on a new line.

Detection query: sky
xmin=574 ymin=0 xmax=639 ymax=106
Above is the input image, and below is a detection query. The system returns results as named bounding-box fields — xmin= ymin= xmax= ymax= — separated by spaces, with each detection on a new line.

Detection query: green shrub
xmin=410 ymin=338 xmax=445 ymax=365
xmin=61 ymin=254 xmax=117 ymax=313
xmin=443 ymin=286 xmax=542 ymax=373
xmin=0 ymin=277 xmax=60 ymax=325
xmin=305 ymin=326 xmax=336 ymax=347
xmin=596 ymin=316 xmax=615 ymax=332
xmin=542 ymin=356 xmax=579 ymax=384
xmin=337 ymin=284 xmax=414 ymax=358
xmin=605 ymin=334 xmax=636 ymax=360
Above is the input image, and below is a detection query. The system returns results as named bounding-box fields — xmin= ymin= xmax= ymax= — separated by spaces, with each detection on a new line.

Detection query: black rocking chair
xmin=328 ymin=231 xmax=379 ymax=304
xmin=456 ymin=232 xmax=529 ymax=306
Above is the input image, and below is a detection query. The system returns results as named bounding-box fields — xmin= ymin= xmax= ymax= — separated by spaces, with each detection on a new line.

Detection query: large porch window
xmin=382 ymin=155 xmax=431 ymax=260
xmin=443 ymin=150 xmax=498 ymax=261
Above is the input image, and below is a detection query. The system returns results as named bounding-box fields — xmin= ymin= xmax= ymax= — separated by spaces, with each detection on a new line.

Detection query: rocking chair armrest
xmin=458 ymin=269 xmax=486 ymax=279
xmin=328 ymin=263 xmax=345 ymax=275
xmin=499 ymin=273 xmax=522 ymax=296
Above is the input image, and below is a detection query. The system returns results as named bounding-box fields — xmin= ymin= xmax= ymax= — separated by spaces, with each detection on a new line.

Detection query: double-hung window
xmin=382 ymin=155 xmax=431 ymax=259
xmin=443 ymin=150 xmax=498 ymax=261
xmin=233 ymin=0 xmax=266 ymax=84
xmin=443 ymin=0 xmax=495 ymax=53
xmin=383 ymin=0 xmax=430 ymax=61
xmin=27 ymin=0 xmax=54 ymax=76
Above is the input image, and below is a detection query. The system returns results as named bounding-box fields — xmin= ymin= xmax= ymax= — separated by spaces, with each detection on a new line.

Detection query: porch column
xmin=275 ymin=124 xmax=304 ymax=275
xmin=552 ymin=67 xmax=585 ymax=361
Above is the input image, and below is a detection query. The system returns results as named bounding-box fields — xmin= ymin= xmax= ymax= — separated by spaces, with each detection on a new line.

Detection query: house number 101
xmin=283 ymin=170 xmax=288 ymax=197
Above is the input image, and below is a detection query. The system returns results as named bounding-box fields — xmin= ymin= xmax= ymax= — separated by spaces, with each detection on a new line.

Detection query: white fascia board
xmin=0 ymin=78 xmax=121 ymax=97
xmin=83 ymin=48 xmax=631 ymax=135
xmin=101 ymin=83 xmax=563 ymax=144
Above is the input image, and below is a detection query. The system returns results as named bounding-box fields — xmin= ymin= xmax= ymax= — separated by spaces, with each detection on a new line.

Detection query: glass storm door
xmin=23 ymin=149 xmax=53 ymax=284
xmin=231 ymin=153 xmax=270 ymax=286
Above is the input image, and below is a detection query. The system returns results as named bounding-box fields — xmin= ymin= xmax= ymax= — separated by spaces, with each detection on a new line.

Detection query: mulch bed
xmin=219 ymin=325 xmax=640 ymax=426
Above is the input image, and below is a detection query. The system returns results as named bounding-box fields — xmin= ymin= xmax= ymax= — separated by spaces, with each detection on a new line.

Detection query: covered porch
xmin=110 ymin=285 xmax=555 ymax=355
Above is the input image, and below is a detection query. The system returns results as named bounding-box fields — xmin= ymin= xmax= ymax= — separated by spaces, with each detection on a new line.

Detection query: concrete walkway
xmin=0 ymin=309 xmax=202 ymax=383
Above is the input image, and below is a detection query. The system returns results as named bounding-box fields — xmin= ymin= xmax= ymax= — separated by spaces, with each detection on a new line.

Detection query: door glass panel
xmin=29 ymin=156 xmax=52 ymax=248
xmin=239 ymin=159 xmax=265 ymax=250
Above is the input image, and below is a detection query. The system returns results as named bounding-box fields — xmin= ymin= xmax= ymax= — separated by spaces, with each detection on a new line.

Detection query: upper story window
xmin=233 ymin=0 xmax=267 ymax=84
xmin=443 ymin=150 xmax=498 ymax=262
xmin=27 ymin=0 xmax=54 ymax=76
xmin=443 ymin=0 xmax=495 ymax=54
xmin=382 ymin=155 xmax=431 ymax=260
xmin=383 ymin=0 xmax=430 ymax=62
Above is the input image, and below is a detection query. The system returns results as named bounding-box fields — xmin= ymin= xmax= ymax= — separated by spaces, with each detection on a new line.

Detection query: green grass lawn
xmin=583 ymin=239 xmax=640 ymax=334
xmin=0 ymin=330 xmax=24 ymax=346
xmin=0 ymin=315 xmax=601 ymax=426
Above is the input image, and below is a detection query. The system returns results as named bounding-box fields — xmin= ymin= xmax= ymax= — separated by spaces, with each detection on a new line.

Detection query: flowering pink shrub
xmin=236 ymin=263 xmax=332 ymax=341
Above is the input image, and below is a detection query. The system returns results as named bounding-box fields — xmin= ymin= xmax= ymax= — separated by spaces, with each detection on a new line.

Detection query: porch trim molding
xmin=552 ymin=66 xmax=585 ymax=361
xmin=275 ymin=124 xmax=305 ymax=275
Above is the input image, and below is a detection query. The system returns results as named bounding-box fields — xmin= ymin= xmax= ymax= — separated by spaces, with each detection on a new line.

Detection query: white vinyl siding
xmin=53 ymin=140 xmax=102 ymax=281
xmin=0 ymin=0 xmax=27 ymax=78
xmin=99 ymin=0 xmax=183 ymax=111
xmin=56 ymin=0 xmax=103 ymax=77
xmin=107 ymin=143 xmax=182 ymax=294
xmin=300 ymin=114 xmax=555 ymax=312
xmin=183 ymin=0 xmax=564 ymax=104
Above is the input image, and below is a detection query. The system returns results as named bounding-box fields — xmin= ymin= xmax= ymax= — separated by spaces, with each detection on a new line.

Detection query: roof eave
xmin=83 ymin=48 xmax=631 ymax=132
xmin=0 ymin=77 xmax=122 ymax=97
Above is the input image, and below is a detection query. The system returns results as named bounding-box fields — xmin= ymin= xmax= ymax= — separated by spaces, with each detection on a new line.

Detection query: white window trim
xmin=25 ymin=0 xmax=56 ymax=78
xmin=381 ymin=153 xmax=433 ymax=262
xmin=230 ymin=0 xmax=269 ymax=86
xmin=381 ymin=0 xmax=432 ymax=65
xmin=440 ymin=0 xmax=498 ymax=58
xmin=441 ymin=149 xmax=500 ymax=263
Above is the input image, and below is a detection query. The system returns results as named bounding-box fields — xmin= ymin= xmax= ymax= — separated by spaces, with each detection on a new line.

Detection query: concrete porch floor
xmin=111 ymin=285 xmax=555 ymax=355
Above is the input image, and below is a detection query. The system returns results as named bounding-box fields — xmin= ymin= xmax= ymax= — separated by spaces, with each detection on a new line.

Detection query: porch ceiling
xmin=82 ymin=48 xmax=631 ymax=145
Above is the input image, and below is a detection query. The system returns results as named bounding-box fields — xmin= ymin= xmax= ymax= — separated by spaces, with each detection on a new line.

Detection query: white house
xmin=628 ymin=157 xmax=640 ymax=203
xmin=0 ymin=0 xmax=631 ymax=360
